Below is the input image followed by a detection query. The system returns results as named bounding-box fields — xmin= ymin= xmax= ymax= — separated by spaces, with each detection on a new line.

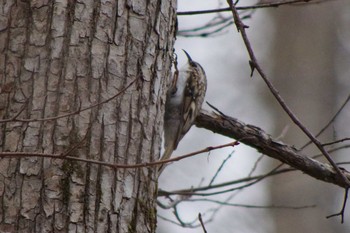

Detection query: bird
xmin=159 ymin=50 xmax=207 ymax=174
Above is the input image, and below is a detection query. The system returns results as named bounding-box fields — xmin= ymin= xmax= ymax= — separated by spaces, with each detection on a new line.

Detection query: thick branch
xmin=195 ymin=110 xmax=350 ymax=188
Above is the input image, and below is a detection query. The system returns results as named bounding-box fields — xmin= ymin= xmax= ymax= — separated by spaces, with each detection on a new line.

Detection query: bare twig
xmin=157 ymin=195 xmax=191 ymax=210
xmin=173 ymin=205 xmax=203 ymax=228
xmin=326 ymin=188 xmax=349 ymax=223
xmin=157 ymin=213 xmax=209 ymax=229
xmin=248 ymin=154 xmax=264 ymax=177
xmin=301 ymin=94 xmax=350 ymax=150
xmin=0 ymin=78 xmax=138 ymax=123
xmin=157 ymin=141 xmax=239 ymax=168
xmin=312 ymin=145 xmax=350 ymax=159
xmin=191 ymin=199 xmax=316 ymax=210
xmin=322 ymin=138 xmax=350 ymax=147
xmin=158 ymin=167 xmax=290 ymax=196
xmin=177 ymin=0 xmax=333 ymax=16
xmin=178 ymin=16 xmax=233 ymax=38
xmin=0 ymin=141 xmax=239 ymax=170
xmin=159 ymin=163 xmax=291 ymax=196
xmin=198 ymin=213 xmax=208 ymax=233
xmin=208 ymin=150 xmax=234 ymax=186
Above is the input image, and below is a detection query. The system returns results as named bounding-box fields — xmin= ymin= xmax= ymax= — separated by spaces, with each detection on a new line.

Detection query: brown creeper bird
xmin=159 ymin=50 xmax=207 ymax=173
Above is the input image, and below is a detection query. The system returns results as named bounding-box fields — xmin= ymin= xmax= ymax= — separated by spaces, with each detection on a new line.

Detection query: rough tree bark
xmin=0 ymin=1 xmax=176 ymax=232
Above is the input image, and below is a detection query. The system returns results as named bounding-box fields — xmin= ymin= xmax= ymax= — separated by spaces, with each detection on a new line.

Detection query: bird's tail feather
xmin=158 ymin=145 xmax=174 ymax=175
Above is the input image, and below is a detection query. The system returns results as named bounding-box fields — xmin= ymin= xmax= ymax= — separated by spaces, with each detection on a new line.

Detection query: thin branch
xmin=160 ymin=163 xmax=291 ymax=197
xmin=190 ymin=199 xmax=316 ymax=210
xmin=198 ymin=213 xmax=208 ymax=233
xmin=0 ymin=141 xmax=238 ymax=170
xmin=322 ymin=138 xmax=350 ymax=147
xmin=177 ymin=0 xmax=333 ymax=16
xmin=158 ymin=167 xmax=291 ymax=196
xmin=0 ymin=78 xmax=138 ymax=123
xmin=301 ymin=94 xmax=350 ymax=150
xmin=178 ymin=16 xmax=233 ymax=38
xmin=158 ymin=212 xmax=211 ymax=229
xmin=248 ymin=154 xmax=264 ymax=177
xmin=157 ymin=195 xmax=191 ymax=210
xmin=173 ymin=205 xmax=205 ymax=228
xmin=326 ymin=188 xmax=349 ymax=223
xmin=312 ymin=145 xmax=350 ymax=159
xmin=208 ymin=150 xmax=234 ymax=186
xmin=156 ymin=141 xmax=238 ymax=168
xmin=157 ymin=215 xmax=195 ymax=228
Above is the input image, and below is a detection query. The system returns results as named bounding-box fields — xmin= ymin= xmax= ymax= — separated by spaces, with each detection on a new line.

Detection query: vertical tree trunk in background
xmin=0 ymin=1 xmax=176 ymax=232
xmin=266 ymin=3 xmax=343 ymax=233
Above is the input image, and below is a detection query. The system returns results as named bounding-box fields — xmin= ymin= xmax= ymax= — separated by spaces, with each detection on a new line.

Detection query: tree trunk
xmin=0 ymin=1 xmax=176 ymax=232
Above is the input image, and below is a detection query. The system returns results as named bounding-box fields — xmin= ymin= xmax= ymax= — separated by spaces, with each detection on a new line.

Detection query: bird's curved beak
xmin=182 ymin=49 xmax=193 ymax=63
